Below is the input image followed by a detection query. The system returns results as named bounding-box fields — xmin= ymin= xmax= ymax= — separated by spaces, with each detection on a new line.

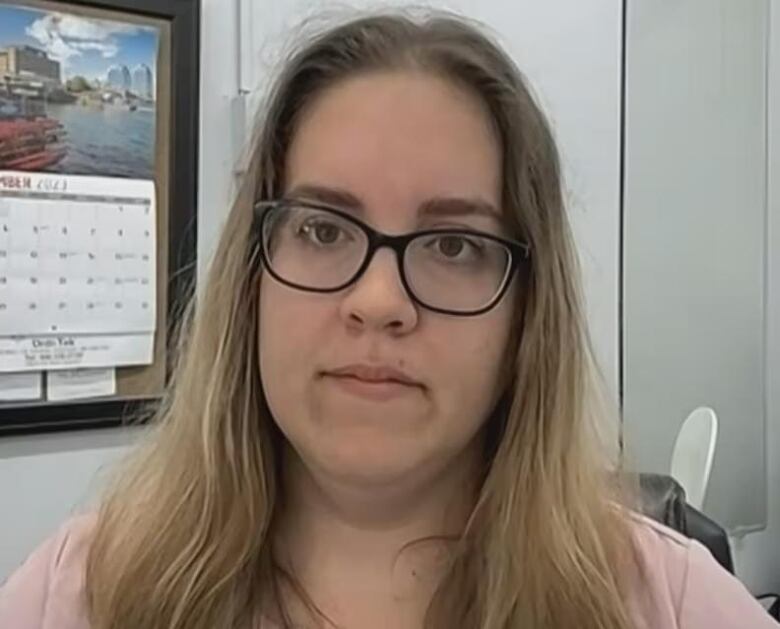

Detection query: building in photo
xmin=107 ymin=64 xmax=131 ymax=91
xmin=131 ymin=64 xmax=153 ymax=99
xmin=0 ymin=45 xmax=61 ymax=85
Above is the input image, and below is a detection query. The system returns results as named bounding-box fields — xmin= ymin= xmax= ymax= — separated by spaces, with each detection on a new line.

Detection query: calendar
xmin=0 ymin=172 xmax=156 ymax=335
xmin=0 ymin=172 xmax=156 ymax=373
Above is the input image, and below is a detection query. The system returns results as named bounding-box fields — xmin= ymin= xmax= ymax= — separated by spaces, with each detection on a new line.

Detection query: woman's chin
xmin=310 ymin=440 xmax=426 ymax=486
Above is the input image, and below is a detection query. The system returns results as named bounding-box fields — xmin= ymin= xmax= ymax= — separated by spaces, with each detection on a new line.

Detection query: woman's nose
xmin=338 ymin=248 xmax=419 ymax=335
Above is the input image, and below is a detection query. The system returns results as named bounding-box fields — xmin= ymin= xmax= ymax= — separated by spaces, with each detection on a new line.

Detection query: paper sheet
xmin=0 ymin=333 xmax=153 ymax=372
xmin=0 ymin=371 xmax=42 ymax=401
xmin=47 ymin=367 xmax=116 ymax=401
xmin=0 ymin=172 xmax=156 ymax=336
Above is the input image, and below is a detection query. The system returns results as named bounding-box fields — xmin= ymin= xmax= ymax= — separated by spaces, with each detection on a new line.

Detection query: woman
xmin=0 ymin=11 xmax=774 ymax=629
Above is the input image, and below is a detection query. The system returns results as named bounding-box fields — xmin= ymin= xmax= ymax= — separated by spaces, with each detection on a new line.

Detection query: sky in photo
xmin=0 ymin=4 xmax=158 ymax=82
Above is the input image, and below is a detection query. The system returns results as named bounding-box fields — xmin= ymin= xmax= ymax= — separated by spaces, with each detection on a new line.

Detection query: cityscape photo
xmin=0 ymin=4 xmax=159 ymax=179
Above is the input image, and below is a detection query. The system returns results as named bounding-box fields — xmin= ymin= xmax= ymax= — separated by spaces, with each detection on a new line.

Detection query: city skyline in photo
xmin=0 ymin=4 xmax=158 ymax=85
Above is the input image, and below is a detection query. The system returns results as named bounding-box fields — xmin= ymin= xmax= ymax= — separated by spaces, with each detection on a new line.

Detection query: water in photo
xmin=0 ymin=3 xmax=159 ymax=179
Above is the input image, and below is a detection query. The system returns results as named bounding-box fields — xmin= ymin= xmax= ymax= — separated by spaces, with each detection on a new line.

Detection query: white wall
xmin=622 ymin=0 xmax=769 ymax=532
xmin=0 ymin=428 xmax=137 ymax=578
xmin=730 ymin=0 xmax=780 ymax=595
xmin=622 ymin=0 xmax=779 ymax=595
xmin=625 ymin=0 xmax=780 ymax=593
xmin=198 ymin=0 xmax=241 ymax=281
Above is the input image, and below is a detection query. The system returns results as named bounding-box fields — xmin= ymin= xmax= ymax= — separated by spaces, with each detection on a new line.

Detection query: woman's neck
xmin=272 ymin=441 xmax=483 ymax=628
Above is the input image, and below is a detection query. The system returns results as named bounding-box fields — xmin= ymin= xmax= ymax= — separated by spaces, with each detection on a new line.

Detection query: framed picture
xmin=0 ymin=0 xmax=199 ymax=434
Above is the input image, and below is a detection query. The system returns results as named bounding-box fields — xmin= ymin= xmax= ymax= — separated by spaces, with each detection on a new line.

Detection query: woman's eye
xmin=299 ymin=219 xmax=347 ymax=245
xmin=429 ymin=235 xmax=483 ymax=261
xmin=437 ymin=236 xmax=466 ymax=257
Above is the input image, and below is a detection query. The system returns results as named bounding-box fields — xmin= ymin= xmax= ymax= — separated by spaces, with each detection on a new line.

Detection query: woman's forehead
xmin=283 ymin=71 xmax=502 ymax=218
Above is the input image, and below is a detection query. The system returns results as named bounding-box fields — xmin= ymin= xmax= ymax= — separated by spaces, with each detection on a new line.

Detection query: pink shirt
xmin=0 ymin=513 xmax=776 ymax=628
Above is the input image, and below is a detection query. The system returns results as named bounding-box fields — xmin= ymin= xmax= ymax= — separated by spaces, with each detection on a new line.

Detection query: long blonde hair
xmin=86 ymin=12 xmax=640 ymax=629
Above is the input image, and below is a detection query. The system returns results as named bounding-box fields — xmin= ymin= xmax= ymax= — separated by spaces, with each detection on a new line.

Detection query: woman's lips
xmin=321 ymin=364 xmax=424 ymax=401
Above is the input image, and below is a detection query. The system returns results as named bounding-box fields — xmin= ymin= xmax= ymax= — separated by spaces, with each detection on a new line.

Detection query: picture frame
xmin=0 ymin=0 xmax=199 ymax=435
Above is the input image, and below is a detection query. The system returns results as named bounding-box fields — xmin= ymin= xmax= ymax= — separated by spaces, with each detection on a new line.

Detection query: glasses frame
xmin=253 ymin=199 xmax=531 ymax=316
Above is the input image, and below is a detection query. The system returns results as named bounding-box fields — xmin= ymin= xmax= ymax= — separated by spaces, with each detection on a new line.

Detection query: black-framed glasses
xmin=253 ymin=199 xmax=531 ymax=316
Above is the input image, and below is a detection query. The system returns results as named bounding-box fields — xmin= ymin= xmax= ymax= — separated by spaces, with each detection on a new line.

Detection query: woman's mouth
xmin=321 ymin=364 xmax=424 ymax=401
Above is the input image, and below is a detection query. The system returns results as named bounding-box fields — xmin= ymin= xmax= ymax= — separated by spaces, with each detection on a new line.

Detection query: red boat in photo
xmin=0 ymin=93 xmax=67 ymax=171
xmin=0 ymin=117 xmax=66 ymax=170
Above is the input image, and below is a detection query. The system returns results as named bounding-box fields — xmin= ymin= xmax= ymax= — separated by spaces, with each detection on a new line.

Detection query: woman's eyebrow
xmin=286 ymin=183 xmax=501 ymax=222
xmin=417 ymin=197 xmax=502 ymax=222
xmin=286 ymin=183 xmax=363 ymax=211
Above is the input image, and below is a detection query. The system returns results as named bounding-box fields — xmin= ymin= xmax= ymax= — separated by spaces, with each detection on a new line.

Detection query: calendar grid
xmin=0 ymin=187 xmax=156 ymax=336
